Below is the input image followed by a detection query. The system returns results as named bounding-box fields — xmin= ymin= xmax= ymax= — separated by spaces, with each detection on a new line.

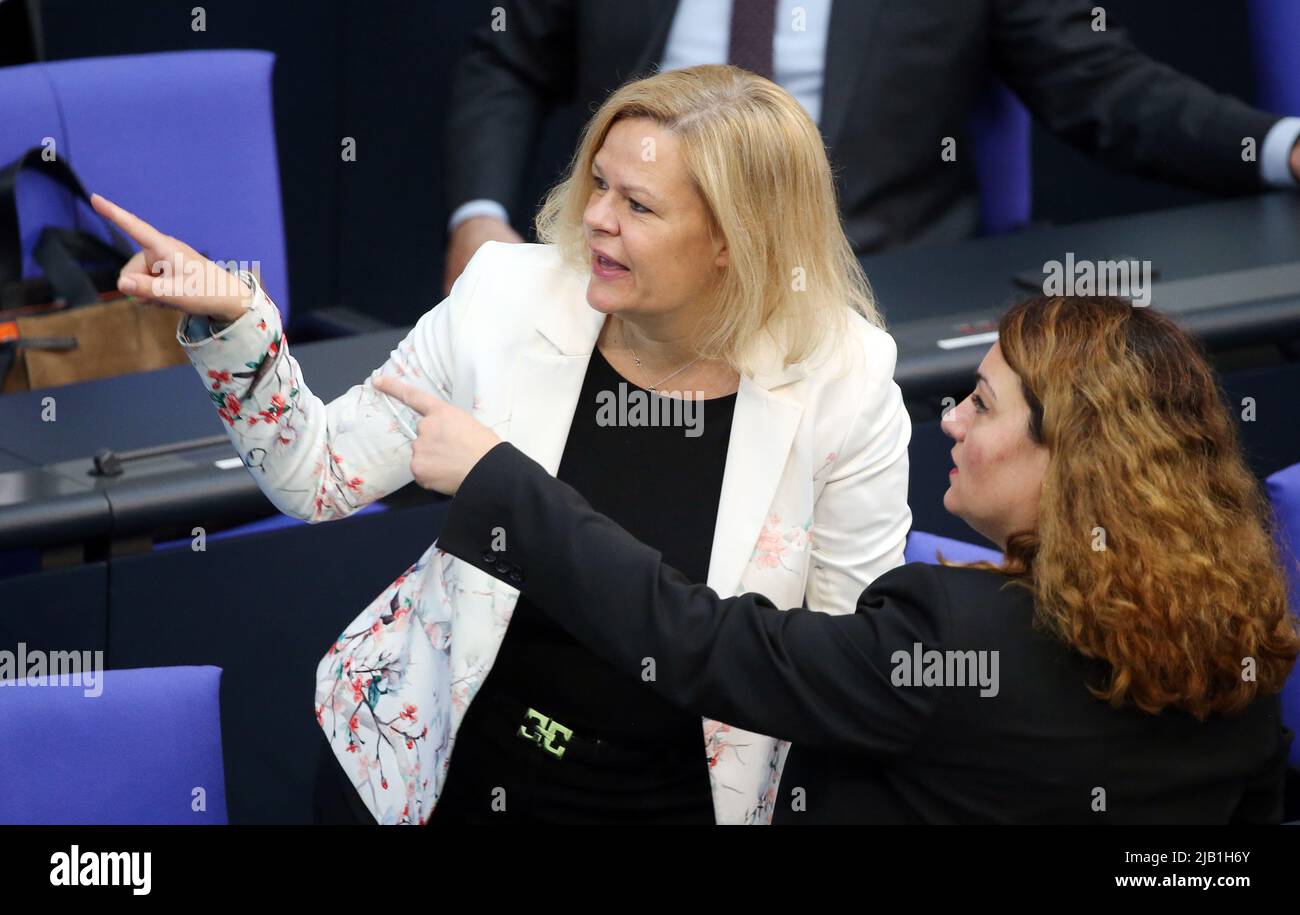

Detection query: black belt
xmin=481 ymin=691 xmax=701 ymax=769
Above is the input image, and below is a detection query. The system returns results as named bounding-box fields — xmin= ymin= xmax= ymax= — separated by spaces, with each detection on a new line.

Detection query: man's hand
xmin=370 ymin=375 xmax=502 ymax=495
xmin=442 ymin=215 xmax=523 ymax=297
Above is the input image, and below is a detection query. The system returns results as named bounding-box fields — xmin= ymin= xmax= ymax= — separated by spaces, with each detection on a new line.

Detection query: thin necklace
xmin=620 ymin=321 xmax=701 ymax=393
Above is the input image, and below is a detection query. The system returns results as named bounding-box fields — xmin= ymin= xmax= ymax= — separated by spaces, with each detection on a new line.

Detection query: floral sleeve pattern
xmin=176 ymin=273 xmax=438 ymax=523
xmin=177 ymin=265 xmax=479 ymax=824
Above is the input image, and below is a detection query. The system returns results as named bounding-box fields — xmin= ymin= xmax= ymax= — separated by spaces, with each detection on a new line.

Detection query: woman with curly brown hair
xmin=375 ymin=294 xmax=1300 ymax=823
xmin=953 ymin=296 xmax=1298 ymax=721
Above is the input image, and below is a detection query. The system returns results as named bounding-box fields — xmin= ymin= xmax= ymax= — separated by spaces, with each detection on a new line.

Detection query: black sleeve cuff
xmin=438 ymin=441 xmax=542 ymax=588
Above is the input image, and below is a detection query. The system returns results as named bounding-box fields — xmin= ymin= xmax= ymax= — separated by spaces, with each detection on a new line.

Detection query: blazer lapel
xmin=506 ymin=286 xmax=605 ymax=476
xmin=504 ymin=267 xmax=808 ymax=604
xmin=706 ymin=358 xmax=806 ymax=599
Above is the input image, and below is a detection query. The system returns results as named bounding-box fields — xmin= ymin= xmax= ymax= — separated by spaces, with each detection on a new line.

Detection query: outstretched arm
xmin=92 ymin=193 xmax=497 ymax=523
xmin=434 ymin=441 xmax=952 ymax=757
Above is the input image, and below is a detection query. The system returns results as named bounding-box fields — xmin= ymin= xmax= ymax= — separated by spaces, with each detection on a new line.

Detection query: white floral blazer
xmin=176 ymin=241 xmax=912 ymax=825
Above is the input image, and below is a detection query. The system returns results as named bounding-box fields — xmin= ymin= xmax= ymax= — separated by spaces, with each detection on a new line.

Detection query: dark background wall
xmin=4 ymin=0 xmax=1274 ymax=329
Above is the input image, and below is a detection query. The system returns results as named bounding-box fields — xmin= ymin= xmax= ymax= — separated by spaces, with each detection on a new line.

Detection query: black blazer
xmin=444 ymin=0 xmax=1281 ymax=254
xmin=437 ymin=442 xmax=1293 ymax=824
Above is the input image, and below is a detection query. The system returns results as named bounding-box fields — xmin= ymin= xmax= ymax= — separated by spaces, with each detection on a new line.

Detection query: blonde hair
xmin=535 ymin=64 xmax=879 ymax=375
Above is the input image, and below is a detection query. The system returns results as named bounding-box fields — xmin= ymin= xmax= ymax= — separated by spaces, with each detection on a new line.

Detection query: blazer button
xmin=481 ymin=549 xmax=498 ymax=564
xmin=507 ymin=568 xmax=523 ymax=584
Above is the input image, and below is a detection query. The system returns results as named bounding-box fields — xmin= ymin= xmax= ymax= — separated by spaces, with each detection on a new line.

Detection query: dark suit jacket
xmin=444 ymin=0 xmax=1281 ymax=254
xmin=437 ymin=442 xmax=1293 ymax=824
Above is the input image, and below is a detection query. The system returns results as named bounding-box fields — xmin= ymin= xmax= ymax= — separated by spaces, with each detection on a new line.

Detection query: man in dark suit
xmin=441 ymin=0 xmax=1300 ymax=294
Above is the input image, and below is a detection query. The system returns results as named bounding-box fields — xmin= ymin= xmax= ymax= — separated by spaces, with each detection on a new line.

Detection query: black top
xmin=479 ymin=344 xmax=737 ymax=745
xmin=440 ymin=442 xmax=1294 ymax=824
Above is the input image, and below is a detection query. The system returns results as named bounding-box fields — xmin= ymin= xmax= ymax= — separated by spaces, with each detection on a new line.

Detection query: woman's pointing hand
xmin=90 ymin=193 xmax=254 ymax=322
xmin=371 ymin=375 xmax=503 ymax=495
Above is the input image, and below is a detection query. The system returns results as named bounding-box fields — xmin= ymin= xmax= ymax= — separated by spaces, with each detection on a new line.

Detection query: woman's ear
xmin=714 ymin=241 xmax=729 ymax=269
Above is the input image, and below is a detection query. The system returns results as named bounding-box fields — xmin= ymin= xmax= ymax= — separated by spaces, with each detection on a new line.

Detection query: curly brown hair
xmin=950 ymin=296 xmax=1300 ymax=718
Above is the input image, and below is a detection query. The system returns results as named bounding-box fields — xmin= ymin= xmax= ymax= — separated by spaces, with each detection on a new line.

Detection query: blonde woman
xmin=90 ymin=63 xmax=911 ymax=825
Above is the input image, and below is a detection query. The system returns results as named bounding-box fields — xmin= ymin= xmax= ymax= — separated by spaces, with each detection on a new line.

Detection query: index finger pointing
xmin=372 ymin=375 xmax=441 ymax=418
xmin=90 ymin=193 xmax=166 ymax=249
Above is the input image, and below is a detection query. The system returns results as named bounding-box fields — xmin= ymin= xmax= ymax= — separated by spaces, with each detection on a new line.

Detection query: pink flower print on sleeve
xmin=254 ymin=392 xmax=291 ymax=425
xmin=395 ymin=341 xmax=423 ymax=378
xmin=813 ymin=451 xmax=838 ymax=480
xmin=752 ymin=514 xmax=789 ymax=570
xmin=750 ymin=513 xmax=812 ymax=573
xmin=216 ymin=392 xmax=242 ymax=428
xmin=704 ymin=720 xmax=735 ymax=769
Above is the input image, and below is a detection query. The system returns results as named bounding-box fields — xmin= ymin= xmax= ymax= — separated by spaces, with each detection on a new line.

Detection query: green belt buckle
xmin=518 ymin=707 xmax=574 ymax=759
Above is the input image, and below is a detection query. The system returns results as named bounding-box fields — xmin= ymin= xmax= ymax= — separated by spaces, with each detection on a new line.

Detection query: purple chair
xmin=905 ymin=529 xmax=1003 ymax=566
xmin=1248 ymin=0 xmax=1300 ymax=116
xmin=0 ymin=51 xmax=339 ymax=552
xmin=0 ymin=665 xmax=228 ymax=824
xmin=0 ymin=50 xmax=289 ymax=322
xmin=970 ymin=78 xmax=1032 ymax=236
xmin=1265 ymin=462 xmax=1300 ymax=768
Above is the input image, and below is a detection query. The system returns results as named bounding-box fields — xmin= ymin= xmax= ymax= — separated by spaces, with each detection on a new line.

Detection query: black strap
xmin=0 ymin=146 xmax=131 ymax=286
xmin=0 ymin=341 xmax=15 ymax=385
xmin=34 ymin=226 xmax=129 ymax=308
